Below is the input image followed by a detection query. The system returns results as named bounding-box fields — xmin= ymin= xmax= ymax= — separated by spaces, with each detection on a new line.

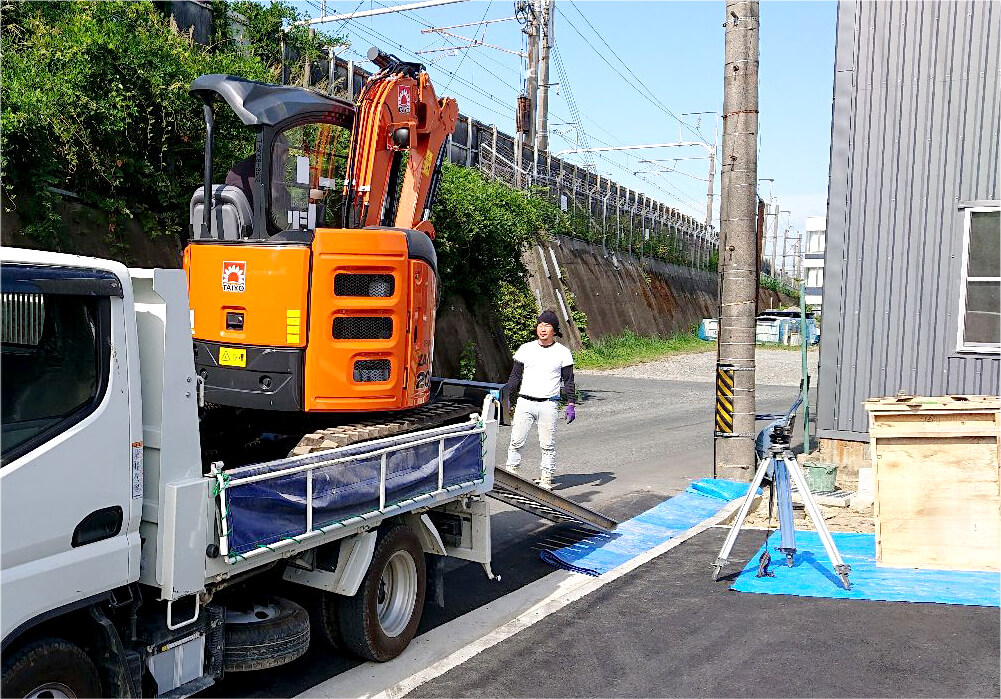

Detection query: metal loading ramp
xmin=490 ymin=469 xmax=618 ymax=533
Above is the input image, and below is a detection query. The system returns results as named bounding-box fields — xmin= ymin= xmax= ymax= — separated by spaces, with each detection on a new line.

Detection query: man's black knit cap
xmin=537 ymin=309 xmax=562 ymax=337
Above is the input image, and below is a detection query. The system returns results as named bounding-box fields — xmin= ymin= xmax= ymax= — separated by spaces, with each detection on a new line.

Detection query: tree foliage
xmin=0 ymin=0 xmax=344 ymax=250
xmin=431 ymin=163 xmax=565 ymax=301
xmin=229 ymin=1 xmax=344 ymax=83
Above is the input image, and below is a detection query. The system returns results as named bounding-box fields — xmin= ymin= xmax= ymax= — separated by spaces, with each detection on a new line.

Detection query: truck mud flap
xmin=489 ymin=469 xmax=617 ymax=534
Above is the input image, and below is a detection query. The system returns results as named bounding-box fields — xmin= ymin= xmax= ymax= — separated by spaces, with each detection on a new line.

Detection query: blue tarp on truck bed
xmin=221 ymin=426 xmax=484 ymax=556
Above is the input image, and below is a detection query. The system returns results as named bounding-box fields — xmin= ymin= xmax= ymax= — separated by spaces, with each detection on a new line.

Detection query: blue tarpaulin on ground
xmin=224 ymin=429 xmax=483 ymax=556
xmin=731 ymin=530 xmax=1000 ymax=607
xmin=541 ymin=478 xmax=751 ymax=576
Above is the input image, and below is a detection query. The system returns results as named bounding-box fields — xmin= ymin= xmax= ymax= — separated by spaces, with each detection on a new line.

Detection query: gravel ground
xmin=580 ymin=347 xmax=819 ymax=386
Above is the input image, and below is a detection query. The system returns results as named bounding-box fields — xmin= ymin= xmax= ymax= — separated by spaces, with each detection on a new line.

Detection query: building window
xmin=807 ymin=230 xmax=825 ymax=254
xmin=957 ymin=208 xmax=1000 ymax=352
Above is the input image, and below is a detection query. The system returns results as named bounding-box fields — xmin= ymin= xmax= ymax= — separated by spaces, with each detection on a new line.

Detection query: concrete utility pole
xmin=524 ymin=2 xmax=540 ymax=147
xmin=515 ymin=0 xmax=540 ymax=188
xmin=535 ymin=0 xmax=553 ymax=153
xmin=781 ymin=226 xmax=788 ymax=280
xmin=303 ymin=28 xmax=316 ymax=87
xmin=714 ymin=0 xmax=759 ymax=482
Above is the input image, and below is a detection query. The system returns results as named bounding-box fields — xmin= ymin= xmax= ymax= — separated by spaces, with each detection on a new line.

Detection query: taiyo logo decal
xmin=222 ymin=261 xmax=246 ymax=292
xmin=398 ymin=86 xmax=411 ymax=114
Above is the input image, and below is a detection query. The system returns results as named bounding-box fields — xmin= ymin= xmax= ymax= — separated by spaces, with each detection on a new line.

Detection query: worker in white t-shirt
xmin=503 ymin=309 xmax=576 ymax=490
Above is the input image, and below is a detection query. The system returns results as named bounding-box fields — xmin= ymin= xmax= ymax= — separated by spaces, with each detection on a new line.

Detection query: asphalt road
xmin=412 ymin=526 xmax=1001 ymax=698
xmin=205 ymin=372 xmax=805 ymax=698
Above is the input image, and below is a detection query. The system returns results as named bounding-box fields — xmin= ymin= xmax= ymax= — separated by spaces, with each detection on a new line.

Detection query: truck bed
xmin=214 ymin=416 xmax=490 ymax=562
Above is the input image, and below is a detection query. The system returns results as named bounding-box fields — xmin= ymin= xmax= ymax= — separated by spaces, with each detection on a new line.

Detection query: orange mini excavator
xmin=184 ymin=48 xmax=458 ymax=422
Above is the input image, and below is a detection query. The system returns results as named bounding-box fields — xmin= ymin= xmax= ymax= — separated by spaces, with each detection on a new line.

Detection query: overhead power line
xmin=558 ymin=2 xmax=708 ymax=145
xmin=311 ymin=2 xmax=703 ymax=215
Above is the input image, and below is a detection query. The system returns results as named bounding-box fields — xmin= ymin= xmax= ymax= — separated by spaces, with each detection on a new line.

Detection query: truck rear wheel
xmin=2 ymin=638 xmax=101 ymax=698
xmin=223 ymin=596 xmax=310 ymax=672
xmin=338 ymin=524 xmax=426 ymax=662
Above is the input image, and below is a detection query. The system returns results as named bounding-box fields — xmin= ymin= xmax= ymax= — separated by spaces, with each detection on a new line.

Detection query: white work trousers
xmin=506 ymin=398 xmax=559 ymax=475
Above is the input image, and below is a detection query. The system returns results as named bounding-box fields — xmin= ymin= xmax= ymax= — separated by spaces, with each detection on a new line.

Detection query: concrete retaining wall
xmin=527 ymin=235 xmax=791 ymax=352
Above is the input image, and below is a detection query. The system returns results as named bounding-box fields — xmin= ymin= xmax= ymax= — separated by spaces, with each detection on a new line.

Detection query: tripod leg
xmin=783 ymin=454 xmax=852 ymax=590
xmin=712 ymin=455 xmax=772 ymax=581
xmin=772 ymin=456 xmax=797 ymax=566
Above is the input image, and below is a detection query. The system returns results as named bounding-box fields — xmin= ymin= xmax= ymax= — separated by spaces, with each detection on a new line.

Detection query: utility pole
xmin=525 ymin=1 xmax=540 ymax=147
xmin=781 ymin=225 xmax=788 ymax=281
xmin=303 ymin=28 xmax=315 ymax=87
xmin=714 ymin=0 xmax=759 ymax=482
xmin=514 ymin=0 xmax=540 ymax=188
xmin=535 ymin=0 xmax=553 ymax=153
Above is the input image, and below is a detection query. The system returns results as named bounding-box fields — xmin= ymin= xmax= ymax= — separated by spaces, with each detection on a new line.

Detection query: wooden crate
xmin=865 ymin=395 xmax=1000 ymax=571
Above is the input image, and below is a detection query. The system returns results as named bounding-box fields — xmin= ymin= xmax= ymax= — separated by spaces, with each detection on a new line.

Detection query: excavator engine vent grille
xmin=332 ymin=317 xmax=393 ymax=340
xmin=334 ymin=273 xmax=394 ymax=297
xmin=353 ymin=359 xmax=391 ymax=382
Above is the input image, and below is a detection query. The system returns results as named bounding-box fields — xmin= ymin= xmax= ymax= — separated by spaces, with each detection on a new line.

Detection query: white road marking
xmin=298 ymin=498 xmax=745 ymax=699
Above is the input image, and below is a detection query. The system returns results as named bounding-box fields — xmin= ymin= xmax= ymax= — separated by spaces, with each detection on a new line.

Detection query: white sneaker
xmin=533 ymin=472 xmax=554 ymax=490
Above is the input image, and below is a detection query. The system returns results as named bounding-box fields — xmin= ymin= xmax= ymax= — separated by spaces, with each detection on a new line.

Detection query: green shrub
xmin=759 ymin=274 xmax=801 ymax=302
xmin=458 ymin=340 xmax=477 ymax=380
xmin=432 ymin=163 xmax=562 ymax=302
xmin=495 ymin=281 xmax=539 ymax=352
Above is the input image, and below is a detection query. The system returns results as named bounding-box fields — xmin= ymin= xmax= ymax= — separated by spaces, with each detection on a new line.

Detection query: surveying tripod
xmin=712 ymin=409 xmax=852 ymax=590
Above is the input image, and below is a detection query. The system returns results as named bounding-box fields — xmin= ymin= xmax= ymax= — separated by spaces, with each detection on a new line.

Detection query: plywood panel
xmin=867 ymin=396 xmax=1000 ymax=572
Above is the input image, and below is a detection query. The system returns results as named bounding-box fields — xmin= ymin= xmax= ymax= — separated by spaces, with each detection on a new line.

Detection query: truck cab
xmin=1 ymin=251 xmax=144 ymax=647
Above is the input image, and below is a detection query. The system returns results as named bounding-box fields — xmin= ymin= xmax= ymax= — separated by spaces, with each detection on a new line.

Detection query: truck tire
xmin=338 ymin=524 xmax=426 ymax=662
xmin=2 ymin=638 xmax=102 ymax=698
xmin=223 ymin=596 xmax=310 ymax=672
xmin=310 ymin=591 xmax=345 ymax=651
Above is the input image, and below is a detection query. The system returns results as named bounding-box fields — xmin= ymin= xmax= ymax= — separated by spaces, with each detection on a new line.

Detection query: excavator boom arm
xmin=342 ymin=49 xmax=458 ymax=235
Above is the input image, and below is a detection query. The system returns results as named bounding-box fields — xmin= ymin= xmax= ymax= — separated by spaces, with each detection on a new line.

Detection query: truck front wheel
xmin=338 ymin=525 xmax=426 ymax=661
xmin=2 ymin=638 xmax=102 ymax=698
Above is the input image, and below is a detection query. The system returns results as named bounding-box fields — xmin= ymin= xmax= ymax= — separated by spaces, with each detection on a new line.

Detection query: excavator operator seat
xmin=189 ymin=185 xmax=253 ymax=241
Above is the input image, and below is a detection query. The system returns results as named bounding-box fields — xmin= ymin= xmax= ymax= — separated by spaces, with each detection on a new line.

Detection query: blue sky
xmin=293 ymin=0 xmax=838 ymax=235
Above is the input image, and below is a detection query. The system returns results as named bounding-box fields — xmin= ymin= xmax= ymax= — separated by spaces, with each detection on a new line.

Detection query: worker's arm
xmin=561 ymin=364 xmax=576 ymax=423
xmin=560 ymin=364 xmax=576 ymax=404
xmin=507 ymin=360 xmax=525 ymax=398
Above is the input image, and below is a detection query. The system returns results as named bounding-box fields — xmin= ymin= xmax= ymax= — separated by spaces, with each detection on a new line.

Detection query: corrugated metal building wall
xmin=817 ymin=0 xmax=1001 ymax=442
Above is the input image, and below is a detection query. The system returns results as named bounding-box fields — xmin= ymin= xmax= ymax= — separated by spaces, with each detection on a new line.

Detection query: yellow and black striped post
xmin=715 ymin=364 xmax=735 ymax=436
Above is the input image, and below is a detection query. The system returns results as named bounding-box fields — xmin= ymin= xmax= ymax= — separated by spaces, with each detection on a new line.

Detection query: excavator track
xmin=289 ymin=399 xmax=480 ymax=456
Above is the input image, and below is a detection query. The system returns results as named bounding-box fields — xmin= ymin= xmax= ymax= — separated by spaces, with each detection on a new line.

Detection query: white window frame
xmin=956 ymin=205 xmax=1001 ymax=354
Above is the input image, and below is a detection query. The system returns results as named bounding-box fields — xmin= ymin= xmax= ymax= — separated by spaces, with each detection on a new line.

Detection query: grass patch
xmin=575 ymin=330 xmax=714 ymax=370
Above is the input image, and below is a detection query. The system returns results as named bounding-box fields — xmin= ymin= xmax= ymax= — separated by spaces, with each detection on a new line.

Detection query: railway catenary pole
xmin=714 ymin=0 xmax=759 ymax=481
xmin=535 ymin=0 xmax=554 ymax=153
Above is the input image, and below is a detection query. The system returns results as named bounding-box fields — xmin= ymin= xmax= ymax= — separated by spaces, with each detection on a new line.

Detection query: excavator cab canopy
xmin=190 ymin=74 xmax=354 ymax=128
xmin=189 ymin=74 xmax=355 ymax=242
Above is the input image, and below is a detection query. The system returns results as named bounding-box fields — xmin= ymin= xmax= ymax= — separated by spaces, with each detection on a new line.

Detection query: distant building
xmin=816 ymin=0 xmax=1000 ymax=454
xmin=802 ymin=216 xmax=825 ymax=308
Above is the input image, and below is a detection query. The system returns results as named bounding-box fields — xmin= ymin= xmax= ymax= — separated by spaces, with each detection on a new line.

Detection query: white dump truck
xmin=0 ymin=246 xmax=515 ymax=697
xmin=0 ymin=247 xmax=615 ymax=698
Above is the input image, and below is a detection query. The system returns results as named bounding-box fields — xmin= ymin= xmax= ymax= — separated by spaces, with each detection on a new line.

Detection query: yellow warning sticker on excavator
xmin=219 ymin=346 xmax=246 ymax=367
